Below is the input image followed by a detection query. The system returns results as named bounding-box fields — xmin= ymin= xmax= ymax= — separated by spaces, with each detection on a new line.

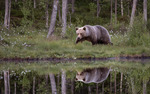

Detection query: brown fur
xmin=76 ymin=25 xmax=113 ymax=45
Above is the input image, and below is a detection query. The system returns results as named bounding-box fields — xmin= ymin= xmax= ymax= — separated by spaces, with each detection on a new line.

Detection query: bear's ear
xmin=83 ymin=27 xmax=86 ymax=31
xmin=76 ymin=27 xmax=79 ymax=30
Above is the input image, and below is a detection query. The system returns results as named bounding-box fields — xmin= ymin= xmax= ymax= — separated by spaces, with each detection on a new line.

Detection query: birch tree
xmin=4 ymin=71 xmax=10 ymax=94
xmin=4 ymin=0 xmax=11 ymax=29
xmin=121 ymin=0 xmax=123 ymax=16
xmin=97 ymin=0 xmax=100 ymax=17
xmin=61 ymin=0 xmax=68 ymax=37
xmin=130 ymin=0 xmax=137 ymax=27
xmin=49 ymin=74 xmax=57 ymax=94
xmin=110 ymin=0 xmax=113 ymax=24
xmin=72 ymin=0 xmax=75 ymax=13
xmin=115 ymin=0 xmax=117 ymax=24
xmin=47 ymin=0 xmax=59 ymax=38
xmin=143 ymin=0 xmax=147 ymax=27
xmin=61 ymin=71 xmax=66 ymax=94
xmin=34 ymin=0 xmax=36 ymax=8
xmin=45 ymin=0 xmax=49 ymax=28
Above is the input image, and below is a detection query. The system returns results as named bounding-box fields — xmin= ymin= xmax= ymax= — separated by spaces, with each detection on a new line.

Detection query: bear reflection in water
xmin=76 ymin=67 xmax=110 ymax=83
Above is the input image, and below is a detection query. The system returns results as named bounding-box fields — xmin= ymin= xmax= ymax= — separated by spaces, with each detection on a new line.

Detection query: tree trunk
xmin=14 ymin=82 xmax=16 ymax=94
xmin=97 ymin=0 xmax=100 ymax=17
xmin=143 ymin=79 xmax=147 ymax=94
xmin=120 ymin=73 xmax=123 ymax=94
xmin=130 ymin=0 xmax=137 ymax=27
xmin=110 ymin=72 xmax=112 ymax=93
xmin=115 ymin=0 xmax=117 ymax=24
xmin=4 ymin=0 xmax=11 ymax=29
xmin=121 ymin=0 xmax=123 ymax=16
xmin=114 ymin=71 xmax=116 ymax=94
xmin=102 ymin=82 xmax=104 ymax=94
xmin=45 ymin=0 xmax=49 ymax=28
xmin=34 ymin=0 xmax=36 ymax=8
xmin=4 ymin=71 xmax=10 ymax=94
xmin=57 ymin=74 xmax=60 ymax=94
xmin=61 ymin=0 xmax=68 ymax=37
xmin=58 ymin=3 xmax=62 ymax=22
xmin=96 ymin=83 xmax=98 ymax=94
xmin=143 ymin=0 xmax=147 ymax=27
xmin=33 ymin=77 xmax=35 ymax=94
xmin=49 ymin=74 xmax=57 ymax=94
xmin=130 ymin=77 xmax=136 ymax=94
xmin=128 ymin=0 xmax=130 ymax=17
xmin=110 ymin=0 xmax=113 ymax=24
xmin=71 ymin=78 xmax=74 ymax=94
xmin=61 ymin=71 xmax=66 ymax=94
xmin=72 ymin=0 xmax=75 ymax=13
xmin=47 ymin=0 xmax=59 ymax=38
xmin=88 ymin=86 xmax=91 ymax=94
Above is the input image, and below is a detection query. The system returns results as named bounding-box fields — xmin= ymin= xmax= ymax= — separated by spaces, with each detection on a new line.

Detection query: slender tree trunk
xmin=71 ymin=78 xmax=74 ymax=94
xmin=115 ymin=0 xmax=117 ymax=24
xmin=114 ymin=71 xmax=116 ymax=94
xmin=130 ymin=0 xmax=137 ymax=27
xmin=143 ymin=0 xmax=147 ymax=27
xmin=45 ymin=0 xmax=49 ymax=28
xmin=57 ymin=74 xmax=60 ymax=94
xmin=58 ymin=3 xmax=62 ymax=22
xmin=49 ymin=74 xmax=57 ymax=94
xmin=33 ymin=77 xmax=35 ymax=94
xmin=14 ymin=82 xmax=16 ymax=94
xmin=34 ymin=0 xmax=36 ymax=8
xmin=97 ymin=0 xmax=100 ymax=17
xmin=130 ymin=77 xmax=136 ymax=94
xmin=96 ymin=83 xmax=98 ymax=94
xmin=61 ymin=0 xmax=68 ymax=37
xmin=4 ymin=0 xmax=11 ymax=29
xmin=61 ymin=71 xmax=66 ymax=94
xmin=110 ymin=72 xmax=112 ymax=93
xmin=72 ymin=0 xmax=75 ymax=13
xmin=121 ymin=0 xmax=123 ymax=16
xmin=88 ymin=86 xmax=91 ymax=94
xmin=47 ymin=0 xmax=59 ymax=38
xmin=45 ymin=75 xmax=49 ymax=94
xmin=102 ymin=82 xmax=104 ymax=94
xmin=4 ymin=71 xmax=10 ymax=94
xmin=110 ymin=0 xmax=113 ymax=24
xmin=120 ymin=73 xmax=123 ymax=94
xmin=128 ymin=0 xmax=130 ymax=17
xmin=143 ymin=79 xmax=147 ymax=94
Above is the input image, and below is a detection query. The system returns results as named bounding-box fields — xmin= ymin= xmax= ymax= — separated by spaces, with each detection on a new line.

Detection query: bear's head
xmin=75 ymin=27 xmax=86 ymax=44
xmin=75 ymin=71 xmax=86 ymax=82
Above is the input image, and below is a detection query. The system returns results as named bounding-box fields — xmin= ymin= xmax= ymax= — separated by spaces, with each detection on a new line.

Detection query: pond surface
xmin=0 ymin=60 xmax=150 ymax=94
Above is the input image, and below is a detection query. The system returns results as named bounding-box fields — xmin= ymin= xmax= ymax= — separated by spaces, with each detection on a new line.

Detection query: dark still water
xmin=0 ymin=60 xmax=150 ymax=94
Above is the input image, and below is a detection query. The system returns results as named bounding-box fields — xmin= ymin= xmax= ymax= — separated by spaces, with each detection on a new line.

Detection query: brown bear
xmin=75 ymin=25 xmax=113 ymax=45
xmin=76 ymin=67 xmax=110 ymax=83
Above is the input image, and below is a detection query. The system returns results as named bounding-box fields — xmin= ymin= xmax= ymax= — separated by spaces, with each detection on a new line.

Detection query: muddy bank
xmin=0 ymin=55 xmax=150 ymax=62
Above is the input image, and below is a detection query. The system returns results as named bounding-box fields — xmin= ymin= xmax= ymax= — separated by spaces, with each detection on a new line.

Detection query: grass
xmin=0 ymin=27 xmax=150 ymax=59
xmin=0 ymin=17 xmax=150 ymax=59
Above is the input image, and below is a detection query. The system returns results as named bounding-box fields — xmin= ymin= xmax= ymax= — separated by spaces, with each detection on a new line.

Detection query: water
xmin=0 ymin=60 xmax=150 ymax=94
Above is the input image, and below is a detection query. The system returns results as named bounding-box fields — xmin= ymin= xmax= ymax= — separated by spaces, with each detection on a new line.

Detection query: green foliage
xmin=20 ymin=0 xmax=34 ymax=26
xmin=126 ymin=15 xmax=150 ymax=46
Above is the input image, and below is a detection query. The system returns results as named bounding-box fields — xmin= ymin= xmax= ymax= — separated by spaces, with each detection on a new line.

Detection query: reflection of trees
xmin=61 ymin=71 xmax=66 ymax=94
xmin=0 ymin=66 xmax=150 ymax=94
xmin=4 ymin=71 xmax=10 ymax=94
xmin=49 ymin=74 xmax=57 ymax=94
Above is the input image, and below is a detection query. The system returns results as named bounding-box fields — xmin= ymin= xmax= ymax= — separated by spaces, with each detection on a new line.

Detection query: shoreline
xmin=1 ymin=55 xmax=150 ymax=62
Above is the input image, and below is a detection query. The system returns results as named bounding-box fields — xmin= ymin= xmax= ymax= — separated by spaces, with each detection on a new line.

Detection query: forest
xmin=0 ymin=0 xmax=150 ymax=59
